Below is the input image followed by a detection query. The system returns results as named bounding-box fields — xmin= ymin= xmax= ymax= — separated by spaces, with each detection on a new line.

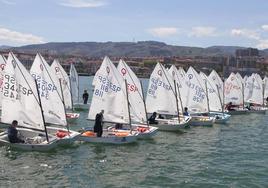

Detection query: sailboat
xmin=244 ymin=73 xmax=267 ymax=113
xmin=0 ymin=52 xmax=59 ymax=151
xmin=51 ymin=59 xmax=80 ymax=120
xmin=224 ymin=72 xmax=247 ymax=115
xmin=146 ymin=63 xmax=191 ymax=131
xmin=69 ymin=63 xmax=88 ymax=111
xmin=200 ymin=71 xmax=231 ymax=124
xmin=183 ymin=67 xmax=215 ymax=126
xmin=78 ymin=56 xmax=139 ymax=144
xmin=30 ymin=53 xmax=80 ymax=144
xmin=116 ymin=59 xmax=158 ymax=138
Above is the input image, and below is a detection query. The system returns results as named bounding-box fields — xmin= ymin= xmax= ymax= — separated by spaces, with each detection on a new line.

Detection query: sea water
xmin=0 ymin=76 xmax=268 ymax=187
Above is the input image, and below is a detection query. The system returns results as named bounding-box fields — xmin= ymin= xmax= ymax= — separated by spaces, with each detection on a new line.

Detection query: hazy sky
xmin=1 ymin=0 xmax=268 ymax=48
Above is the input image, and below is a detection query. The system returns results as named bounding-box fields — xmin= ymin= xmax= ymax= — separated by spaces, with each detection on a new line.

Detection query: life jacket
xmin=82 ymin=131 xmax=96 ymax=137
xmin=56 ymin=130 xmax=69 ymax=138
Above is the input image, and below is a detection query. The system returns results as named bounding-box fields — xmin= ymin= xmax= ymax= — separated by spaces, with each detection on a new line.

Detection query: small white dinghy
xmin=146 ymin=63 xmax=191 ymax=132
xmin=69 ymin=63 xmax=90 ymax=111
xmin=30 ymin=53 xmax=80 ymax=144
xmin=0 ymin=128 xmax=58 ymax=151
xmin=0 ymin=52 xmax=60 ymax=151
xmin=80 ymin=57 xmax=140 ymax=144
xmin=51 ymin=59 xmax=80 ymax=120
xmin=116 ymin=59 xmax=158 ymax=138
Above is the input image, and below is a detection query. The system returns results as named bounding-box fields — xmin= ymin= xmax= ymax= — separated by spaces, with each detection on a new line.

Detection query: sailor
xmin=183 ymin=107 xmax=189 ymax=116
xmin=226 ymin=102 xmax=235 ymax=111
xmin=82 ymin=90 xmax=89 ymax=104
xmin=7 ymin=120 xmax=24 ymax=143
xmin=94 ymin=110 xmax=104 ymax=137
xmin=148 ymin=112 xmax=158 ymax=124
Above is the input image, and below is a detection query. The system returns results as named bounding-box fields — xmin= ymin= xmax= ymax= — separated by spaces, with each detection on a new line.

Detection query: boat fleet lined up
xmin=0 ymin=53 xmax=267 ymax=151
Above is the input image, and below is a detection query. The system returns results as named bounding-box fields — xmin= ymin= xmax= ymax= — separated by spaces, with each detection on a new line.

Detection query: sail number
xmin=31 ymin=74 xmax=57 ymax=100
xmin=94 ymin=76 xmax=122 ymax=97
xmin=3 ymin=74 xmax=33 ymax=99
xmin=148 ymin=77 xmax=171 ymax=96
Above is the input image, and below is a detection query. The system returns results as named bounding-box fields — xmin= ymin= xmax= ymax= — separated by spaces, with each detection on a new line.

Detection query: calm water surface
xmin=0 ymin=76 xmax=268 ymax=188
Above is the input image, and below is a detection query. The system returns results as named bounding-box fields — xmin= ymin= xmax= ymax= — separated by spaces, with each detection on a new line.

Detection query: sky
xmin=1 ymin=0 xmax=268 ymax=49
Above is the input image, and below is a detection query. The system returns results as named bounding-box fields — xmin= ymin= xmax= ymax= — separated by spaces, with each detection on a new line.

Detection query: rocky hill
xmin=7 ymin=41 xmax=253 ymax=57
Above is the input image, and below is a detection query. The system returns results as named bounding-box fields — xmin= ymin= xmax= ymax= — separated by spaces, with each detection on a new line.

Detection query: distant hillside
xmin=8 ymin=41 xmax=253 ymax=57
xmin=0 ymin=45 xmax=12 ymax=50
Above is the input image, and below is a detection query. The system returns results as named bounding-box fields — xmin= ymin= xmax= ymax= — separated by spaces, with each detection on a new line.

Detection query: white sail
xmin=168 ymin=65 xmax=186 ymax=112
xmin=224 ymin=72 xmax=243 ymax=106
xmin=184 ymin=67 xmax=208 ymax=113
xmin=69 ymin=63 xmax=79 ymax=104
xmin=1 ymin=53 xmax=45 ymax=130
xmin=51 ymin=59 xmax=72 ymax=109
xmin=246 ymin=73 xmax=263 ymax=105
xmin=30 ymin=54 xmax=67 ymax=126
xmin=200 ymin=72 xmax=222 ymax=112
xmin=146 ymin=63 xmax=178 ymax=115
xmin=178 ymin=67 xmax=186 ymax=78
xmin=117 ymin=59 xmax=147 ymax=123
xmin=0 ymin=55 xmax=7 ymax=108
xmin=236 ymin=72 xmax=244 ymax=84
xmin=88 ymin=56 xmax=129 ymax=124
xmin=264 ymin=76 xmax=268 ymax=100
xmin=244 ymin=74 xmax=253 ymax=101
xmin=208 ymin=70 xmax=223 ymax=102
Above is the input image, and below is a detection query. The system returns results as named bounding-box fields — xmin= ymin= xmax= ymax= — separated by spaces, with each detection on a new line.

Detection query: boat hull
xmin=46 ymin=127 xmax=81 ymax=145
xmin=189 ymin=116 xmax=215 ymax=126
xmin=152 ymin=117 xmax=191 ymax=131
xmin=77 ymin=129 xmax=138 ymax=144
xmin=0 ymin=128 xmax=59 ymax=151
xmin=209 ymin=112 xmax=231 ymax=124
xmin=227 ymin=109 xmax=248 ymax=115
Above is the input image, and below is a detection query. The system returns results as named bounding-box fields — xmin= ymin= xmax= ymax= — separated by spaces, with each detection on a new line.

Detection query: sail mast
xmin=205 ymin=79 xmax=210 ymax=112
xmin=125 ymin=79 xmax=132 ymax=132
xmin=174 ymin=80 xmax=180 ymax=123
xmin=35 ymin=79 xmax=49 ymax=142
xmin=69 ymin=76 xmax=74 ymax=112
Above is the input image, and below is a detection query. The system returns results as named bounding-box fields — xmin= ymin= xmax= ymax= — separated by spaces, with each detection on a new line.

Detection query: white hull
xmin=209 ymin=112 xmax=231 ymax=124
xmin=189 ymin=115 xmax=215 ymax=126
xmin=152 ymin=116 xmax=191 ymax=131
xmin=247 ymin=107 xmax=268 ymax=114
xmin=0 ymin=128 xmax=59 ymax=151
xmin=227 ymin=109 xmax=248 ymax=115
xmin=77 ymin=129 xmax=138 ymax=144
xmin=121 ymin=124 xmax=158 ymax=139
xmin=46 ymin=127 xmax=81 ymax=145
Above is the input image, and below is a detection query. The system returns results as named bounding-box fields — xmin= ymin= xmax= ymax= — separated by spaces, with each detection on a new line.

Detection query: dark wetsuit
xmin=94 ymin=113 xmax=103 ymax=137
xmin=148 ymin=114 xmax=158 ymax=124
xmin=82 ymin=92 xmax=89 ymax=104
xmin=8 ymin=126 xmax=24 ymax=143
